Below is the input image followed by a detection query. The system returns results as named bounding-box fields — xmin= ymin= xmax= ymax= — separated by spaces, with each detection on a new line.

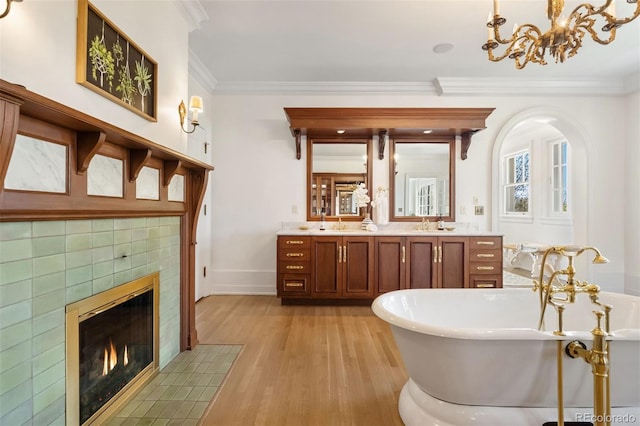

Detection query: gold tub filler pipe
xmin=532 ymin=246 xmax=612 ymax=426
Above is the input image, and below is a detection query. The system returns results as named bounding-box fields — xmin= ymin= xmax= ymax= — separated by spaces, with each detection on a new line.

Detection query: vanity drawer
xmin=278 ymin=236 xmax=311 ymax=249
xmin=277 ymin=260 xmax=311 ymax=274
xmin=278 ymin=248 xmax=311 ymax=261
xmin=469 ymin=261 xmax=502 ymax=275
xmin=470 ymin=249 xmax=501 ymax=262
xmin=278 ymin=274 xmax=310 ymax=296
xmin=470 ymin=274 xmax=503 ymax=288
xmin=468 ymin=237 xmax=502 ymax=250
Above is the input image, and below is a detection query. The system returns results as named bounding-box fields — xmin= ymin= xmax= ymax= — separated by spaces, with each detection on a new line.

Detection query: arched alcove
xmin=491 ymin=107 xmax=593 ymax=279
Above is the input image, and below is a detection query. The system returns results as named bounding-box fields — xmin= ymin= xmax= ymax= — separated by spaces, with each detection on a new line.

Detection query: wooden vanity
xmin=277 ymin=231 xmax=503 ymax=303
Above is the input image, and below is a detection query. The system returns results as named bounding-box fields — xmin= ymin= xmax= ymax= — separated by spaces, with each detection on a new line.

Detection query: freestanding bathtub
xmin=372 ymin=288 xmax=640 ymax=425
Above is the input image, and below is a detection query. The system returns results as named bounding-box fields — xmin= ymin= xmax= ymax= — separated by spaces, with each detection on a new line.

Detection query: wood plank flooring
xmin=195 ymin=295 xmax=408 ymax=426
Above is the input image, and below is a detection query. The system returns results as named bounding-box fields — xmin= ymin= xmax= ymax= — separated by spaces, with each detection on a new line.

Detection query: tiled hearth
xmin=0 ymin=217 xmax=182 ymax=425
xmin=106 ymin=344 xmax=241 ymax=425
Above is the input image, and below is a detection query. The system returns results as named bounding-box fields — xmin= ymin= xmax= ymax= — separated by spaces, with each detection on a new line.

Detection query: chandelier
xmin=482 ymin=0 xmax=640 ymax=68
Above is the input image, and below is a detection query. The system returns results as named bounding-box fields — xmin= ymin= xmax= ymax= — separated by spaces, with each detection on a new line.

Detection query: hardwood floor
xmin=196 ymin=295 xmax=408 ymax=426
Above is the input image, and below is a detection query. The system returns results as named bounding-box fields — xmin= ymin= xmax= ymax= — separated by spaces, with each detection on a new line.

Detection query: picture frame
xmin=76 ymin=0 xmax=157 ymax=121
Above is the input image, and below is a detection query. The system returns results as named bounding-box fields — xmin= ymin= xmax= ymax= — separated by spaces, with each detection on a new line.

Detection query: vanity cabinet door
xmin=311 ymin=236 xmax=374 ymax=298
xmin=312 ymin=236 xmax=342 ymax=297
xmin=342 ymin=237 xmax=374 ymax=297
xmin=375 ymin=237 xmax=406 ymax=294
xmin=405 ymin=237 xmax=438 ymax=289
xmin=439 ymin=237 xmax=468 ymax=288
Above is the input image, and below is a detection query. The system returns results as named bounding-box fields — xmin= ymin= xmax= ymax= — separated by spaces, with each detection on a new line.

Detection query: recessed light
xmin=433 ymin=43 xmax=455 ymax=54
xmin=337 ymin=129 xmax=346 ymax=134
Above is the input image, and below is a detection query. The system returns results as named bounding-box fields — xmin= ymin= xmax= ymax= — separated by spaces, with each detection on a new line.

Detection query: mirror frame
xmin=389 ymin=136 xmax=456 ymax=222
xmin=307 ymin=136 xmax=373 ymax=221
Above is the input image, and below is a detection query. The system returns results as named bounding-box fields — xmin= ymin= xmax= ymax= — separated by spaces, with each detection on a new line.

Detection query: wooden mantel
xmin=0 ymin=78 xmax=214 ymax=352
xmin=283 ymin=107 xmax=495 ymax=160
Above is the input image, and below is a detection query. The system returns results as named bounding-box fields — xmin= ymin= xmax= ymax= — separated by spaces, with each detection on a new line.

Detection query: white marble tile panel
xmin=4 ymin=135 xmax=67 ymax=193
xmin=87 ymin=155 xmax=123 ymax=198
xmin=168 ymin=174 xmax=184 ymax=202
xmin=136 ymin=167 xmax=160 ymax=200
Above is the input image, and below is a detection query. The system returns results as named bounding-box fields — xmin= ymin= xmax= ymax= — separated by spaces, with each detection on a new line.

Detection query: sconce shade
xmin=189 ymin=96 xmax=203 ymax=113
xmin=179 ymin=95 xmax=203 ymax=134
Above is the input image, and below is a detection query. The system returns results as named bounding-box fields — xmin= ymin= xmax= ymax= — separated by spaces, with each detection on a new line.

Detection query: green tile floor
xmin=105 ymin=344 xmax=242 ymax=425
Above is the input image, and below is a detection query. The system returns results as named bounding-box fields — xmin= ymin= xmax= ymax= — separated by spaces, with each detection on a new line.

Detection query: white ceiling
xmin=185 ymin=0 xmax=640 ymax=94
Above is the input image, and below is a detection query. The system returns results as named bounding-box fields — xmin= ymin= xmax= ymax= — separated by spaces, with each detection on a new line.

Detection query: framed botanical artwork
xmin=76 ymin=0 xmax=157 ymax=121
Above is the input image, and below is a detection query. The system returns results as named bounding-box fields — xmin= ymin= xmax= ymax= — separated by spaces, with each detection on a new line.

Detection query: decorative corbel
xmin=460 ymin=130 xmax=480 ymax=160
xmin=163 ymin=159 xmax=182 ymax=187
xmin=294 ymin=128 xmax=301 ymax=160
xmin=378 ymin=130 xmax=387 ymax=160
xmin=76 ymin=131 xmax=106 ymax=174
xmin=129 ymin=149 xmax=152 ymax=182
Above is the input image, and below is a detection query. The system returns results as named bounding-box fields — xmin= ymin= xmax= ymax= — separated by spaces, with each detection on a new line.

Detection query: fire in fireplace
xmin=78 ymin=289 xmax=153 ymax=423
xmin=66 ymin=273 xmax=159 ymax=425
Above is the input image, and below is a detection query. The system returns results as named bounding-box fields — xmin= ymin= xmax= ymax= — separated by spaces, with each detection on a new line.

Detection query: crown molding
xmin=206 ymin=77 xmax=638 ymax=96
xmin=435 ymin=77 xmax=635 ymax=96
xmin=174 ymin=0 xmax=209 ymax=32
xmin=212 ymin=81 xmax=439 ymax=95
xmin=189 ymin=50 xmax=218 ymax=92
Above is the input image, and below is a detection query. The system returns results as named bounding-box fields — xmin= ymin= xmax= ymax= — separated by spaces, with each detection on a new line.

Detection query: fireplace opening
xmin=79 ymin=290 xmax=153 ymax=423
xmin=66 ymin=273 xmax=159 ymax=425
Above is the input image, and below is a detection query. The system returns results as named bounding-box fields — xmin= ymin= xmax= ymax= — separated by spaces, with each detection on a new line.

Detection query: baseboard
xmin=200 ymin=270 xmax=277 ymax=296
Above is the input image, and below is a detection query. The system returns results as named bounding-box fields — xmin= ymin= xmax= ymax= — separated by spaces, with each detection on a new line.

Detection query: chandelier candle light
xmin=482 ymin=0 xmax=640 ymax=68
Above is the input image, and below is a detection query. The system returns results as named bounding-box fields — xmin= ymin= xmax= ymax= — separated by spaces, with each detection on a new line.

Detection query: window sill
xmin=500 ymin=215 xmax=534 ymax=224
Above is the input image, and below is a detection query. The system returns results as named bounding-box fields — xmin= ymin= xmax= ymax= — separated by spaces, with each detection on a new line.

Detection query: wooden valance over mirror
xmin=283 ymin=107 xmax=495 ymax=160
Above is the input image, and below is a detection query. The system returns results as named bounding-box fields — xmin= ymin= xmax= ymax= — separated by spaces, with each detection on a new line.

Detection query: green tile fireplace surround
xmin=0 ymin=217 xmax=182 ymax=425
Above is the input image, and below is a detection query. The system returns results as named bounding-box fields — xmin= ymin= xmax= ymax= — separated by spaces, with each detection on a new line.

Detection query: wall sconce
xmin=1 ymin=0 xmax=23 ymax=19
xmin=178 ymin=96 xmax=203 ymax=134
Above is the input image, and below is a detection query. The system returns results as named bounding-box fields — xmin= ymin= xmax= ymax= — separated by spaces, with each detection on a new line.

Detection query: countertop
xmin=277 ymin=222 xmax=502 ymax=237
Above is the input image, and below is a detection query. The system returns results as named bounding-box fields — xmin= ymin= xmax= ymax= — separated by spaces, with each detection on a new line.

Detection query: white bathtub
xmin=372 ymin=288 xmax=640 ymax=425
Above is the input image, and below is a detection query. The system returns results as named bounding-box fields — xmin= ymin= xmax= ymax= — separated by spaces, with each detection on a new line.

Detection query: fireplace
xmin=66 ymin=273 xmax=160 ymax=425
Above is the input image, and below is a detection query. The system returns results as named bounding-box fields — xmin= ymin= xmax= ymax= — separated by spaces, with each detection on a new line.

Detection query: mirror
xmin=307 ymin=138 xmax=372 ymax=220
xmin=390 ymin=137 xmax=455 ymax=221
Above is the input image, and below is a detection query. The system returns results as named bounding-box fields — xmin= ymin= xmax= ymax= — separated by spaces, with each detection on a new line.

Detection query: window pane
xmin=505 ymin=184 xmax=529 ymax=213
xmin=515 ymin=155 xmax=523 ymax=183
xmin=507 ymin=157 xmax=514 ymax=183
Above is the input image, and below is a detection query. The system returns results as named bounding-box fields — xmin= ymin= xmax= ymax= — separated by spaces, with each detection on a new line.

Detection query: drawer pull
xmin=476 ymin=283 xmax=495 ymax=288
xmin=286 ymin=253 xmax=304 ymax=257
xmin=285 ymin=282 xmax=304 ymax=288
xmin=477 ymin=266 xmax=495 ymax=271
xmin=286 ymin=265 xmax=304 ymax=270
xmin=476 ymin=241 xmax=495 ymax=245
xmin=286 ymin=240 xmax=304 ymax=245
xmin=476 ymin=254 xmax=495 ymax=258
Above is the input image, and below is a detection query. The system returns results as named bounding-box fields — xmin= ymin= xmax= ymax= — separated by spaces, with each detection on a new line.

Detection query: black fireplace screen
xmin=78 ymin=290 xmax=153 ymax=423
